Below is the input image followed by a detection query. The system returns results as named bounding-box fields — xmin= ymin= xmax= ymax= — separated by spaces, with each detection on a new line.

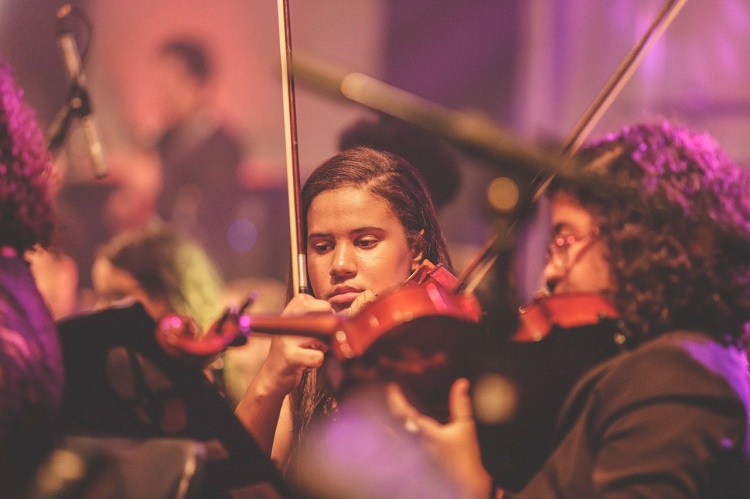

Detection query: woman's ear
xmin=410 ymin=229 xmax=426 ymax=271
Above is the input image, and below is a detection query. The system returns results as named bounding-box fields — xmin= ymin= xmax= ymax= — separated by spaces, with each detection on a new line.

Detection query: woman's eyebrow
xmin=308 ymin=226 xmax=384 ymax=238
xmin=350 ymin=226 xmax=383 ymax=234
xmin=307 ymin=231 xmax=331 ymax=239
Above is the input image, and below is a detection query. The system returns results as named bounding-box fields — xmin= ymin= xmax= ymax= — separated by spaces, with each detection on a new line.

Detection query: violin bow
xmin=277 ymin=0 xmax=308 ymax=295
xmin=531 ymin=0 xmax=689 ymax=198
xmin=454 ymin=0 xmax=688 ymax=296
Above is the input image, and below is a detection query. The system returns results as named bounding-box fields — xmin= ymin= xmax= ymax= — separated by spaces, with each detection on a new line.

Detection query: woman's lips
xmin=328 ymin=291 xmax=361 ymax=306
xmin=327 ymin=289 xmax=362 ymax=311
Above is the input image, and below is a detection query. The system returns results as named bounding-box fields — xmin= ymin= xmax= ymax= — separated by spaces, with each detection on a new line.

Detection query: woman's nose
xmin=330 ymin=242 xmax=356 ymax=277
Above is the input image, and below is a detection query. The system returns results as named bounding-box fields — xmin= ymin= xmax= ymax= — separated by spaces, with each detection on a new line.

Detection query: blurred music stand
xmin=57 ymin=302 xmax=294 ymax=498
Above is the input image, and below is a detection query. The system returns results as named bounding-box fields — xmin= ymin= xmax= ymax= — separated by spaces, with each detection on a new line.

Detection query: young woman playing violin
xmin=234 ymin=146 xmax=452 ymax=471
xmin=387 ymin=122 xmax=750 ymax=498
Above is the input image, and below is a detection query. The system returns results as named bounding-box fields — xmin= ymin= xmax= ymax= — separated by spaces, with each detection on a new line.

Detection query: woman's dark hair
xmin=288 ymin=146 xmax=451 ymax=470
xmin=338 ymin=115 xmax=462 ymax=210
xmin=0 ymin=62 xmax=55 ymax=255
xmin=301 ymin=146 xmax=451 ymax=274
xmin=550 ymin=122 xmax=750 ymax=346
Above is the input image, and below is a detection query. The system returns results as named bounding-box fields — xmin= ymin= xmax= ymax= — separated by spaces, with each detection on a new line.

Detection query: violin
xmin=513 ymin=292 xmax=620 ymax=343
xmin=156 ymin=261 xmax=478 ymax=354
xmin=475 ymin=291 xmax=626 ymax=489
xmin=156 ymin=259 xmax=482 ymax=421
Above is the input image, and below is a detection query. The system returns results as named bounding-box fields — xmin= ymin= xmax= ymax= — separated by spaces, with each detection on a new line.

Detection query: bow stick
xmin=277 ymin=0 xmax=308 ymax=295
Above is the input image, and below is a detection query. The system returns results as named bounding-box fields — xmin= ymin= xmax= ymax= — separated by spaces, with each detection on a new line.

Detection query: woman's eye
xmin=311 ymin=241 xmax=331 ymax=253
xmin=356 ymin=238 xmax=378 ymax=249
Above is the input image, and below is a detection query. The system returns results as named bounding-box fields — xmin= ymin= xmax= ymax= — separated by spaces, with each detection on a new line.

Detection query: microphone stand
xmin=47 ymin=82 xmax=92 ymax=152
xmin=49 ymin=4 xmax=107 ymax=178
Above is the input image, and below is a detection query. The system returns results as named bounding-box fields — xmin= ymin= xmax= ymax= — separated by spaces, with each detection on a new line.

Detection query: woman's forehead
xmin=307 ymin=187 xmax=400 ymax=233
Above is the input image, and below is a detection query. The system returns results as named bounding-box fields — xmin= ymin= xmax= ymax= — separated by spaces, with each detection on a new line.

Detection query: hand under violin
xmin=387 ymin=378 xmax=494 ymax=499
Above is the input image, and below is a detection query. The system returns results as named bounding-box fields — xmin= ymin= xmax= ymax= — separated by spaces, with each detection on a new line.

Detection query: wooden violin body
xmin=513 ymin=292 xmax=620 ymax=342
xmin=325 ymin=277 xmax=481 ymax=422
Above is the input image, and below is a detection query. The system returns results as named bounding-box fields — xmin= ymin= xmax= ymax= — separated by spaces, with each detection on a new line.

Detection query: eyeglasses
xmin=546 ymin=229 xmax=600 ymax=270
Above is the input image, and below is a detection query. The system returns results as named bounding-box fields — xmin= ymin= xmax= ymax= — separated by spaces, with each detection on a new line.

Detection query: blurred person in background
xmin=149 ymin=37 xmax=246 ymax=280
xmin=92 ymin=222 xmax=225 ymax=332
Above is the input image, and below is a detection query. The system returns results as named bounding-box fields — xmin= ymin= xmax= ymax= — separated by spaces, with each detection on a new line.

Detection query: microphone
xmin=54 ymin=4 xmax=107 ymax=178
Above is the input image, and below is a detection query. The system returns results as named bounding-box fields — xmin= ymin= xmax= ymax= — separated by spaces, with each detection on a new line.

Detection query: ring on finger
xmin=404 ymin=419 xmax=420 ymax=434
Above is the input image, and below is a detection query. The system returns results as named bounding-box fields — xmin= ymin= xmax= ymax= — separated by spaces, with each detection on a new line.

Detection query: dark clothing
xmin=0 ymin=255 xmax=64 ymax=497
xmin=506 ymin=331 xmax=750 ymax=498
xmin=156 ymin=118 xmax=244 ymax=278
xmin=57 ymin=303 xmax=292 ymax=498
xmin=478 ymin=320 xmax=624 ymax=491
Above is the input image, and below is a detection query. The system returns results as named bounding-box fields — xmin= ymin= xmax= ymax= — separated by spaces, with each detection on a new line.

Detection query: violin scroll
xmin=155 ymin=308 xmax=251 ymax=366
xmin=405 ymin=259 xmax=459 ymax=290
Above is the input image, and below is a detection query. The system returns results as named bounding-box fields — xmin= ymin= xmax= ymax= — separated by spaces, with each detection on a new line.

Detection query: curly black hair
xmin=550 ymin=122 xmax=750 ymax=346
xmin=0 ymin=62 xmax=55 ymax=255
